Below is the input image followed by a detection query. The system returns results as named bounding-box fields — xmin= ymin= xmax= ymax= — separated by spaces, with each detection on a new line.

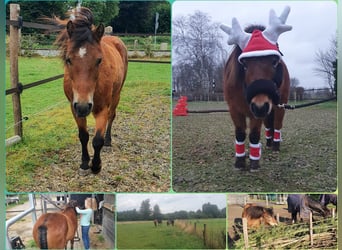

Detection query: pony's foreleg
xmin=70 ymin=238 xmax=74 ymax=250
xmin=75 ymin=117 xmax=91 ymax=176
xmin=91 ymin=110 xmax=107 ymax=174
xmin=230 ymin=112 xmax=247 ymax=170
xmin=249 ymin=119 xmax=262 ymax=172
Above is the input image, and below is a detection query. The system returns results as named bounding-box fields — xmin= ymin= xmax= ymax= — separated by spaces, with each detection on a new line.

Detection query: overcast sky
xmin=172 ymin=1 xmax=337 ymax=89
xmin=116 ymin=193 xmax=226 ymax=213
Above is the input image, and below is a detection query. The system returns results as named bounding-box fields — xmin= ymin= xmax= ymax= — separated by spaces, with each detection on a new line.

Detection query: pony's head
xmin=221 ymin=6 xmax=292 ymax=118
xmin=56 ymin=7 xmax=104 ymax=117
xmin=262 ymin=207 xmax=278 ymax=226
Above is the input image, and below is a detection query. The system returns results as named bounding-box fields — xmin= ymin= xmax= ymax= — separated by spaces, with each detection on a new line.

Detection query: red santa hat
xmin=220 ymin=6 xmax=292 ymax=63
xmin=238 ymin=29 xmax=282 ymax=62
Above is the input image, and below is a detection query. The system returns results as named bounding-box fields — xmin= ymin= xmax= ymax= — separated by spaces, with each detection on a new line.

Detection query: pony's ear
xmin=66 ymin=20 xmax=75 ymax=38
xmin=94 ymin=23 xmax=104 ymax=41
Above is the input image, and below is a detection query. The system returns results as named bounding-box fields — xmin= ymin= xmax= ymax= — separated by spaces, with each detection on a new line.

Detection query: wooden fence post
xmin=10 ymin=3 xmax=23 ymax=138
xmin=309 ymin=212 xmax=313 ymax=247
xmin=203 ymin=224 xmax=207 ymax=246
xmin=242 ymin=217 xmax=249 ymax=249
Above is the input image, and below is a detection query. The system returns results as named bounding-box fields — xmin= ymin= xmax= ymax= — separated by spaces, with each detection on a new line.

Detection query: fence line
xmin=241 ymin=212 xmax=337 ymax=249
xmin=175 ymin=220 xmax=225 ymax=249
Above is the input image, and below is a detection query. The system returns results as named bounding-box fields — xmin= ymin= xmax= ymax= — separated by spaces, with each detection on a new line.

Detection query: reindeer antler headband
xmin=220 ymin=6 xmax=292 ymax=63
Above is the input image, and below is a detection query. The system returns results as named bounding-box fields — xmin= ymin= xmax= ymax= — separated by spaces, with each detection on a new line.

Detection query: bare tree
xmin=172 ymin=11 xmax=226 ymax=99
xmin=313 ymin=37 xmax=337 ymax=95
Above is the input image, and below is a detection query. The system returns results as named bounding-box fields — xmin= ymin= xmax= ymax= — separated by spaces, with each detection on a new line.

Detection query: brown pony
xmin=242 ymin=203 xmax=278 ymax=229
xmin=32 ymin=200 xmax=78 ymax=249
xmin=221 ymin=7 xmax=291 ymax=171
xmin=53 ymin=7 xmax=128 ymax=175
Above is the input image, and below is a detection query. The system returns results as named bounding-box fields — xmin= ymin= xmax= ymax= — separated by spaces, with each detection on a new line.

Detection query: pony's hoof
xmin=234 ymin=156 xmax=246 ymax=170
xmin=266 ymin=138 xmax=273 ymax=148
xmin=78 ymin=168 xmax=91 ymax=176
xmin=249 ymin=159 xmax=260 ymax=172
xmin=272 ymin=141 xmax=280 ymax=151
xmin=104 ymin=140 xmax=112 ymax=147
xmin=90 ymin=161 xmax=102 ymax=174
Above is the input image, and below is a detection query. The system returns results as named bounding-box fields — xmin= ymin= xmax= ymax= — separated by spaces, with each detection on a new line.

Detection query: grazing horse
xmin=287 ymin=194 xmax=330 ymax=223
xmin=53 ymin=7 xmax=128 ymax=175
xmin=242 ymin=203 xmax=278 ymax=229
xmin=32 ymin=200 xmax=78 ymax=249
xmin=220 ymin=7 xmax=291 ymax=171
xmin=167 ymin=219 xmax=175 ymax=226
xmin=153 ymin=219 xmax=162 ymax=227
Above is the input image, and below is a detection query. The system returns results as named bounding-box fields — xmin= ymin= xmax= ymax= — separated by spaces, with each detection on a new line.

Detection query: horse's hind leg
xmin=104 ymin=96 xmax=120 ymax=146
xmin=264 ymin=110 xmax=274 ymax=148
xmin=104 ymin=110 xmax=116 ymax=146
xmin=272 ymin=107 xmax=285 ymax=151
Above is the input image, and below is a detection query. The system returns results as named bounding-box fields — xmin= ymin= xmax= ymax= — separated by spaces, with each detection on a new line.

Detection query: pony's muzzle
xmin=250 ymin=102 xmax=271 ymax=118
xmin=73 ymin=102 xmax=93 ymax=117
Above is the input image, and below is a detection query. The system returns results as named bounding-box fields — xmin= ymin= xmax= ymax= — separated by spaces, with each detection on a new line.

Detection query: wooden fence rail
xmin=241 ymin=211 xmax=337 ymax=249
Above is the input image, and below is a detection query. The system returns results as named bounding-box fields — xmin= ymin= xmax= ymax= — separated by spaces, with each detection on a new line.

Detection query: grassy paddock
xmin=6 ymin=57 xmax=170 ymax=192
xmin=117 ymin=219 xmax=225 ymax=249
xmin=172 ymin=100 xmax=337 ymax=192
xmin=175 ymin=218 xmax=226 ymax=249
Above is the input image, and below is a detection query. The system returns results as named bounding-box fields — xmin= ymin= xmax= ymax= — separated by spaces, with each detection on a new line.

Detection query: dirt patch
xmin=172 ymin=103 xmax=337 ymax=192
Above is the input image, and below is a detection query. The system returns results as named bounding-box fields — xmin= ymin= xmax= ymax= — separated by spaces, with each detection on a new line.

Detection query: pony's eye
xmin=96 ymin=58 xmax=102 ymax=66
xmin=272 ymin=59 xmax=280 ymax=68
xmin=66 ymin=58 xmax=72 ymax=65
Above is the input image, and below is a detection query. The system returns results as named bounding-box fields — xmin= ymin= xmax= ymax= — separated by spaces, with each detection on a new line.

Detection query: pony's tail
xmin=38 ymin=225 xmax=48 ymax=249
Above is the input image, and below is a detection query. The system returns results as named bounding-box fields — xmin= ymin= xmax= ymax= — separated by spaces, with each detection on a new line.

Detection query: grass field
xmin=172 ymin=101 xmax=337 ymax=192
xmin=117 ymin=219 xmax=226 ymax=249
xmin=6 ymin=57 xmax=171 ymax=192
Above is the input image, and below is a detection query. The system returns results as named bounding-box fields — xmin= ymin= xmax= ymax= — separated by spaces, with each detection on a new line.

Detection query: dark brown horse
xmin=242 ymin=203 xmax=278 ymax=229
xmin=32 ymin=200 xmax=78 ymax=249
xmin=53 ymin=7 xmax=128 ymax=175
xmin=221 ymin=7 xmax=291 ymax=171
xmin=287 ymin=194 xmax=331 ymax=223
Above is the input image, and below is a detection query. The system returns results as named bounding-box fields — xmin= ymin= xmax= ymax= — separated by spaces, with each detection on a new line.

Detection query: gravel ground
xmin=172 ymin=103 xmax=337 ymax=192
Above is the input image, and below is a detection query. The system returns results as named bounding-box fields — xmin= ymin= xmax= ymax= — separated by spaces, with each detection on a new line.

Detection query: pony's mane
xmin=52 ymin=7 xmax=96 ymax=60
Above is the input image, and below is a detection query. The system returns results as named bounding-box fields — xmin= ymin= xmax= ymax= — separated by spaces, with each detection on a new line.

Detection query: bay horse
xmin=32 ymin=200 xmax=78 ymax=249
xmin=221 ymin=7 xmax=292 ymax=171
xmin=287 ymin=194 xmax=330 ymax=223
xmin=53 ymin=7 xmax=128 ymax=175
xmin=242 ymin=203 xmax=278 ymax=229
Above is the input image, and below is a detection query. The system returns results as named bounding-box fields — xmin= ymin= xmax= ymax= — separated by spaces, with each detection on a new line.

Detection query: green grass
xmin=5 ymin=56 xmax=170 ymax=191
xmin=117 ymin=221 xmax=207 ymax=249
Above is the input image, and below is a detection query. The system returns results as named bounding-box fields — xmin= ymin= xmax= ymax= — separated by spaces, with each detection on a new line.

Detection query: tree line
xmin=6 ymin=1 xmax=170 ymax=34
xmin=117 ymin=199 xmax=226 ymax=221
xmin=172 ymin=11 xmax=337 ymax=100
